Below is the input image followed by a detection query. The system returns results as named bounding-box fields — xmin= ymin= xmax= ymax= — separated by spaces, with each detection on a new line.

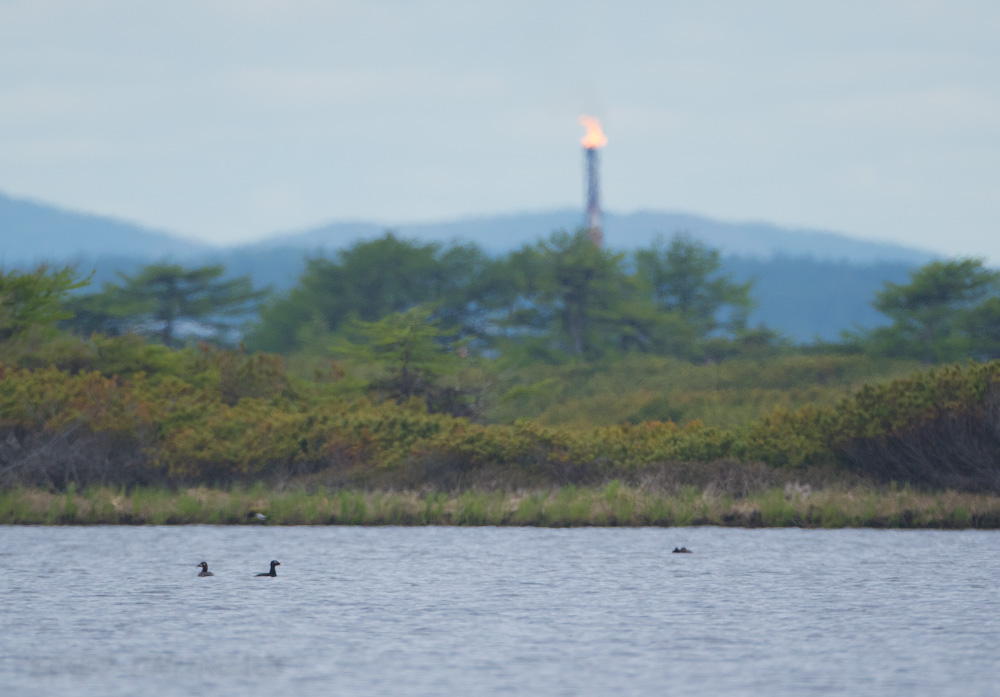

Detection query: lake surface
xmin=1 ymin=526 xmax=998 ymax=696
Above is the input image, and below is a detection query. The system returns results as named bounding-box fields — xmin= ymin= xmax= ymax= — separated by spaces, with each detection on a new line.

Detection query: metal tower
xmin=578 ymin=115 xmax=607 ymax=246
xmin=585 ymin=145 xmax=602 ymax=246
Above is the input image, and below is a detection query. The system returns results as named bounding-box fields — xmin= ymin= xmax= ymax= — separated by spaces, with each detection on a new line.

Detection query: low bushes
xmin=747 ymin=361 xmax=1000 ymax=491
xmin=827 ymin=362 xmax=1000 ymax=491
xmin=5 ymin=355 xmax=1000 ymax=493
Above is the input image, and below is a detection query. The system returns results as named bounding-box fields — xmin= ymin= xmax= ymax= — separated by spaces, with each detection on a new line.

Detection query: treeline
xmin=237 ymin=233 xmax=1000 ymax=366
xmin=244 ymin=230 xmax=759 ymax=363
xmin=65 ymin=245 xmax=926 ymax=342
xmin=46 ymin=229 xmax=1000 ymax=369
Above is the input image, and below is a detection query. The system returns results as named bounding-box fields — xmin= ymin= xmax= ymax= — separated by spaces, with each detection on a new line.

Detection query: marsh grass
xmin=513 ymin=492 xmax=549 ymax=526
xmin=0 ymin=489 xmax=31 ymax=523
xmin=420 ymin=491 xmax=449 ymax=525
xmin=60 ymin=483 xmax=79 ymax=523
xmin=452 ymin=491 xmax=500 ymax=525
xmin=548 ymin=486 xmax=594 ymax=526
xmin=641 ymin=496 xmax=674 ymax=526
xmin=602 ymin=480 xmax=636 ymax=525
xmin=337 ymin=490 xmax=367 ymax=525
xmin=4 ymin=484 xmax=1000 ymax=528
xmin=757 ymin=488 xmax=798 ymax=526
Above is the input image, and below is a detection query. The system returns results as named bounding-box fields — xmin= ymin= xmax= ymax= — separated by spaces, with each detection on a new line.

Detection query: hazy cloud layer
xmin=1 ymin=0 xmax=998 ymax=258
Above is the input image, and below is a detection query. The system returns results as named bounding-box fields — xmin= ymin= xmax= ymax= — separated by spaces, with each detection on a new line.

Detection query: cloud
xmin=0 ymin=85 xmax=96 ymax=122
xmin=0 ymin=1 xmax=999 ymax=259
xmin=227 ymin=66 xmax=503 ymax=108
xmin=792 ymin=86 xmax=1000 ymax=134
xmin=3 ymin=137 xmax=106 ymax=163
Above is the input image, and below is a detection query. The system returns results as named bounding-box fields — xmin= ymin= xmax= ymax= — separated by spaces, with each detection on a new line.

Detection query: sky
xmin=1 ymin=0 xmax=999 ymax=259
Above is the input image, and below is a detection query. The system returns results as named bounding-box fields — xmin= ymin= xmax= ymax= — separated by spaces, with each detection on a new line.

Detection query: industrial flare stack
xmin=579 ymin=115 xmax=608 ymax=246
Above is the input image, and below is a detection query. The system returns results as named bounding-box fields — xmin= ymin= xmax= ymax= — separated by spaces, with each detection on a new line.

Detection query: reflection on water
xmin=1 ymin=525 xmax=999 ymax=697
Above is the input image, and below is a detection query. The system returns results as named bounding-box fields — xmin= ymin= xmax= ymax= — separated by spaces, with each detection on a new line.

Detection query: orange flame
xmin=578 ymin=115 xmax=608 ymax=149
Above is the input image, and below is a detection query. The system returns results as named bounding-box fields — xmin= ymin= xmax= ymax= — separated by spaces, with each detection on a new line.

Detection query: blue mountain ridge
xmin=0 ymin=191 xmax=939 ymax=341
xmin=258 ymin=209 xmax=938 ymax=265
xmin=2 ymin=190 xmax=937 ymax=265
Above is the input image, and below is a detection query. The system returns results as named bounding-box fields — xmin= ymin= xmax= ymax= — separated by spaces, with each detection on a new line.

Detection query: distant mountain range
xmin=2 ymin=190 xmax=937 ymax=265
xmin=245 ymin=209 xmax=941 ymax=265
xmin=0 ymin=190 xmax=940 ymax=341
xmin=0 ymin=192 xmax=206 ymax=263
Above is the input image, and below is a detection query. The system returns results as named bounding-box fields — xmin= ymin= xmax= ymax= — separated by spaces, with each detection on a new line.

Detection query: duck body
xmin=672 ymin=547 xmax=693 ymax=554
xmin=255 ymin=560 xmax=281 ymax=577
xmin=196 ymin=561 xmax=214 ymax=576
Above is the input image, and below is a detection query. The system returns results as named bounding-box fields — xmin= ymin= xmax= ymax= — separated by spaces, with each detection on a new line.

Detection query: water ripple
xmin=1 ymin=526 xmax=998 ymax=696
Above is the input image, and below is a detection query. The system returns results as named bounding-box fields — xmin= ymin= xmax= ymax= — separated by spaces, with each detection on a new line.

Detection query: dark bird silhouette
xmin=196 ymin=561 xmax=214 ymax=576
xmin=255 ymin=560 xmax=281 ymax=577
xmin=672 ymin=547 xmax=693 ymax=554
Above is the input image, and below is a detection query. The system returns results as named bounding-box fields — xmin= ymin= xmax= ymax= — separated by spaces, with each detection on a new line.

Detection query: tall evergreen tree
xmin=491 ymin=230 xmax=637 ymax=359
xmin=248 ymin=233 xmax=491 ymax=353
xmin=862 ymin=257 xmax=1000 ymax=363
xmin=68 ymin=263 xmax=267 ymax=346
xmin=333 ymin=305 xmax=478 ymax=416
xmin=0 ymin=263 xmax=90 ymax=341
xmin=634 ymin=234 xmax=753 ymax=340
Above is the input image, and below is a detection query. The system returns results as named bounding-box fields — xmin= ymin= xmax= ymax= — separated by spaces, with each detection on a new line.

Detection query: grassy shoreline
xmin=3 ymin=483 xmax=1000 ymax=528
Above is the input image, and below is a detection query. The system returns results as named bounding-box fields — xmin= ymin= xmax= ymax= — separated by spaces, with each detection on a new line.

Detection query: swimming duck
xmin=196 ymin=561 xmax=214 ymax=576
xmin=672 ymin=547 xmax=692 ymax=554
xmin=255 ymin=560 xmax=281 ymax=577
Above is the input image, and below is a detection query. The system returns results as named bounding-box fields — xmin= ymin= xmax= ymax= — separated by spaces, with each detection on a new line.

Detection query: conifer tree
xmin=333 ymin=305 xmax=476 ymax=415
xmin=634 ymin=233 xmax=753 ymax=340
xmin=862 ymin=257 xmax=1000 ymax=363
xmin=0 ymin=263 xmax=90 ymax=341
xmin=70 ymin=263 xmax=267 ymax=346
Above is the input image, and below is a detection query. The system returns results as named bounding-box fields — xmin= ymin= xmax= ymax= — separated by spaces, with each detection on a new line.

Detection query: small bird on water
xmin=672 ymin=547 xmax=693 ymax=554
xmin=196 ymin=561 xmax=214 ymax=576
xmin=255 ymin=560 xmax=281 ymax=577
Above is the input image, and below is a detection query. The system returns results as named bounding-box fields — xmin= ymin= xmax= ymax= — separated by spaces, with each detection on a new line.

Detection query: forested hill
xmin=724 ymin=256 xmax=914 ymax=341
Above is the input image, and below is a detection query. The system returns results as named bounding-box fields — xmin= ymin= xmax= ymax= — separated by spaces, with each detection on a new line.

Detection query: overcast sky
xmin=2 ymin=0 xmax=998 ymax=259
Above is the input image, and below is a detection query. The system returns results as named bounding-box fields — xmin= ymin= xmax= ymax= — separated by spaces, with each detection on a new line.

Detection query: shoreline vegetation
xmin=7 ymin=259 xmax=1000 ymax=531
xmin=6 ymin=348 xmax=1000 ymax=530
xmin=4 ymin=483 xmax=1000 ymax=529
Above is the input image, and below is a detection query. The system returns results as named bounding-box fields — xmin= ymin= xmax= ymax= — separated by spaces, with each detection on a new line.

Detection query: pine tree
xmin=0 ymin=263 xmax=90 ymax=341
xmin=70 ymin=263 xmax=267 ymax=346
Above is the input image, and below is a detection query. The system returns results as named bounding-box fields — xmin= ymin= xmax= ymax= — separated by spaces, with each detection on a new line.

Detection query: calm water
xmin=1 ymin=525 xmax=998 ymax=696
